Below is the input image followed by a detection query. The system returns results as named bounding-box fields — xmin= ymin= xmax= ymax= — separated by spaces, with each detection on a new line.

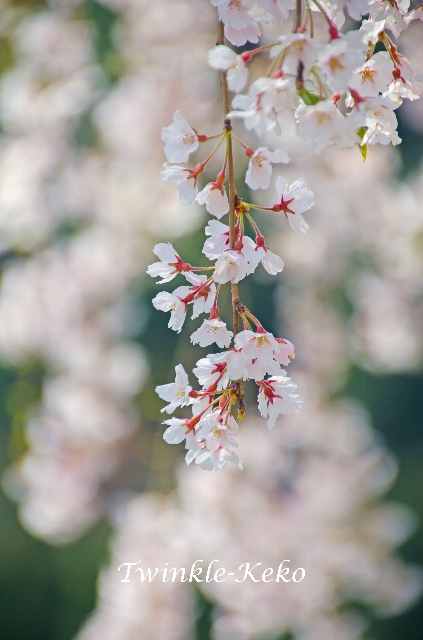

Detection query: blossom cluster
xmin=149 ymin=0 xmax=422 ymax=470
xmin=211 ymin=1 xmax=423 ymax=151
xmin=150 ymin=108 xmax=309 ymax=469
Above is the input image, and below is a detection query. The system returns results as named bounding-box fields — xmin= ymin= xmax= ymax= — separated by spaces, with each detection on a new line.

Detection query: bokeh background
xmin=0 ymin=1 xmax=423 ymax=639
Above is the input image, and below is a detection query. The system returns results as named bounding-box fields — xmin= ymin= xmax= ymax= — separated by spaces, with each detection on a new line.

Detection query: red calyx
xmin=272 ymin=196 xmax=295 ymax=215
xmin=169 ymin=255 xmax=192 ymax=274
xmin=191 ymin=162 xmax=205 ymax=179
xmin=273 ymin=69 xmax=283 ymax=79
xmin=329 ymin=23 xmax=340 ymax=41
xmin=255 ymin=234 xmax=265 ymax=248
xmin=348 ymin=88 xmax=365 ymax=106
xmin=197 ymin=134 xmax=208 ymax=142
xmin=214 ymin=170 xmax=226 ymax=190
xmin=245 ymin=146 xmax=255 ymax=158
xmin=241 ymin=51 xmax=252 ymax=64
xmin=256 ymin=325 xmax=265 ymax=334
xmin=331 ymin=92 xmax=341 ymax=105
xmin=209 ymin=305 xmax=219 ymax=320
xmin=392 ymin=67 xmax=402 ymax=81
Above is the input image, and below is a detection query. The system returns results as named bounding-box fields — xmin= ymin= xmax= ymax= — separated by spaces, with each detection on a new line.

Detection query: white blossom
xmin=161 ymin=163 xmax=198 ymax=205
xmin=146 ymin=242 xmax=187 ymax=284
xmin=360 ymin=19 xmax=387 ymax=45
xmin=208 ymin=45 xmax=249 ymax=93
xmin=296 ymin=101 xmax=360 ymax=153
xmin=351 ymin=95 xmax=402 ymax=146
xmin=274 ymin=338 xmax=295 ymax=365
xmin=184 ymin=273 xmax=216 ymax=319
xmin=161 ymin=110 xmax=199 ymax=163
xmin=369 ymin=0 xmax=409 ymax=37
xmin=235 ymin=328 xmax=282 ymax=367
xmin=213 ymin=249 xmax=251 ymax=284
xmin=270 ymin=33 xmax=321 ymax=76
xmin=274 ymin=175 xmax=315 ymax=232
xmin=349 ymin=51 xmax=393 ymax=98
xmin=156 ymin=364 xmax=192 ymax=414
xmin=196 ymin=410 xmax=239 ymax=451
xmin=152 ymin=290 xmax=187 ymax=333
xmin=228 ymin=76 xmax=296 ymax=137
xmin=258 ymin=374 xmax=304 ymax=428
xmin=212 ymin=0 xmax=261 ymax=46
xmin=190 ymin=318 xmax=233 ymax=348
xmin=193 ymin=350 xmax=248 ymax=390
xmin=245 ymin=146 xmax=289 ymax=190
xmin=254 ymin=0 xmax=296 ymax=23
xmin=255 ymin=244 xmax=285 ymax=274
xmin=404 ymin=5 xmax=423 ymax=24
xmin=318 ymin=39 xmax=365 ymax=94
xmin=196 ymin=182 xmax=229 ymax=218
xmin=203 ymin=220 xmax=230 ymax=259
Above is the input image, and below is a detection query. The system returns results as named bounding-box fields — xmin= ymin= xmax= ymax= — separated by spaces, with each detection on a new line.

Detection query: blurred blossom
xmin=76 ymin=402 xmax=422 ymax=640
xmin=77 ymin=495 xmax=195 ymax=640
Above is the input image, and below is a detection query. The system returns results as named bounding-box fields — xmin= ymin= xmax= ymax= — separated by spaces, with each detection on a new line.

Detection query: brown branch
xmin=217 ymin=20 xmax=239 ymax=336
xmin=293 ymin=0 xmax=302 ymax=32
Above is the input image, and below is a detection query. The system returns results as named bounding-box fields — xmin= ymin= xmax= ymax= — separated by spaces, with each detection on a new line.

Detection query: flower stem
xmin=218 ymin=20 xmax=240 ymax=337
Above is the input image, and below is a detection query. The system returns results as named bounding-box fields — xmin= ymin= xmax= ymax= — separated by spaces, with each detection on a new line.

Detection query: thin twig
xmin=293 ymin=0 xmax=302 ymax=32
xmin=217 ymin=20 xmax=240 ymax=336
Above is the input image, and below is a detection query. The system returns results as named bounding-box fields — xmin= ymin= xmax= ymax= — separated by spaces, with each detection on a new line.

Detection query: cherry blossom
xmin=184 ymin=413 xmax=242 ymax=471
xmin=193 ymin=350 xmax=248 ymax=390
xmin=270 ymin=33 xmax=321 ymax=76
xmin=190 ymin=318 xmax=233 ymax=348
xmin=208 ymin=45 xmax=249 ymax=93
xmin=341 ymin=0 xmax=371 ymax=21
xmin=202 ymin=220 xmax=230 ymax=259
xmin=152 ymin=290 xmax=187 ymax=333
xmin=349 ymin=51 xmax=394 ymax=98
xmin=369 ymin=0 xmax=409 ymax=37
xmin=161 ymin=164 xmax=199 ymax=205
xmin=184 ymin=273 xmax=217 ymax=319
xmin=245 ymin=146 xmax=289 ymax=190
xmin=274 ymin=338 xmax=295 ymax=365
xmin=213 ymin=249 xmax=251 ymax=284
xmin=254 ymin=240 xmax=285 ymax=274
xmin=196 ymin=182 xmax=229 ymax=218
xmin=146 ymin=242 xmax=190 ymax=284
xmin=296 ymin=101 xmax=359 ymax=153
xmin=360 ymin=18 xmax=387 ymax=45
xmin=192 ymin=442 xmax=243 ymax=470
xmin=162 ymin=417 xmax=193 ymax=445
xmin=161 ymin=111 xmax=199 ymax=163
xmin=155 ymin=364 xmax=193 ymax=414
xmin=255 ymin=0 xmax=296 ymax=23
xmin=258 ymin=374 xmax=304 ymax=428
xmin=387 ymin=56 xmax=423 ymax=101
xmin=273 ymin=176 xmax=315 ymax=232
xmin=350 ymin=95 xmax=402 ymax=146
xmin=212 ymin=0 xmax=261 ymax=46
xmin=235 ymin=327 xmax=282 ymax=367
xmin=405 ymin=5 xmax=423 ymax=24
xmin=229 ymin=76 xmax=296 ymax=137
xmin=318 ymin=39 xmax=365 ymax=94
